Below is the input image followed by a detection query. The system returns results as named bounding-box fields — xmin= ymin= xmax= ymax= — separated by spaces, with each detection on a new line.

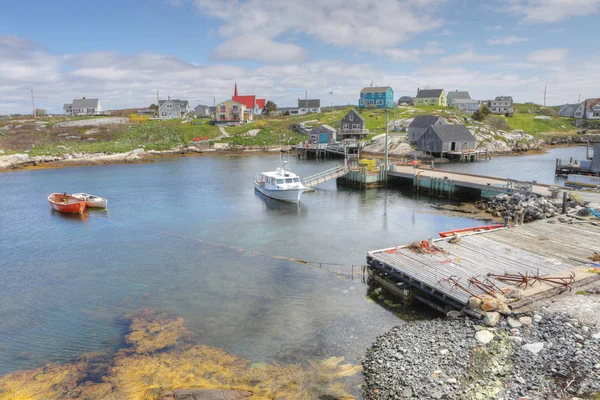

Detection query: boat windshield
xmin=285 ymin=178 xmax=293 ymax=183
xmin=276 ymin=179 xmax=284 ymax=184
xmin=293 ymin=178 xmax=300 ymax=183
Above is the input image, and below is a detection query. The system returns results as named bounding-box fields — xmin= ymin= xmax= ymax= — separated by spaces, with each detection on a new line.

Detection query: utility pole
xmin=385 ymin=107 xmax=389 ymax=179
xmin=305 ymin=90 xmax=308 ymax=114
xmin=31 ymin=89 xmax=36 ymax=118
xmin=578 ymin=94 xmax=581 ymax=103
xmin=543 ymin=85 xmax=547 ymax=107
xmin=329 ymin=91 xmax=334 ymax=119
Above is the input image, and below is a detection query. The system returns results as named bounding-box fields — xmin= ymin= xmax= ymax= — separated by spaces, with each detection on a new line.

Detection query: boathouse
xmin=415 ymin=124 xmax=476 ymax=155
xmin=408 ymin=115 xmax=445 ymax=143
xmin=308 ymin=125 xmax=337 ymax=144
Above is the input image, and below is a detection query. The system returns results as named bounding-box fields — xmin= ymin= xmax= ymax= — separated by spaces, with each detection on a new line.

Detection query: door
xmin=451 ymin=142 xmax=456 ymax=151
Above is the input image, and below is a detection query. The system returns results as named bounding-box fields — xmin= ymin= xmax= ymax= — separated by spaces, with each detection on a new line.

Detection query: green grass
xmin=501 ymin=112 xmax=576 ymax=136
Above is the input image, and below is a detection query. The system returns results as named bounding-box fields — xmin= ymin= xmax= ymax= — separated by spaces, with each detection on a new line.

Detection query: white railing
xmin=302 ymin=165 xmax=349 ymax=187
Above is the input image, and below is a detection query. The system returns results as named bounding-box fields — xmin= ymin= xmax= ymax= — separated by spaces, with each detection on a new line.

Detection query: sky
xmin=0 ymin=0 xmax=599 ymax=114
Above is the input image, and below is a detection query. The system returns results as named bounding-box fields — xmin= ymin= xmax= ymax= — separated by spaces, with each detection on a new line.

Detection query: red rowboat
xmin=439 ymin=224 xmax=504 ymax=238
xmin=48 ymin=193 xmax=87 ymax=214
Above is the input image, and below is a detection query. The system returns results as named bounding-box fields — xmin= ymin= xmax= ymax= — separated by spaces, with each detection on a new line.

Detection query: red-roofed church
xmin=232 ymin=83 xmax=266 ymax=115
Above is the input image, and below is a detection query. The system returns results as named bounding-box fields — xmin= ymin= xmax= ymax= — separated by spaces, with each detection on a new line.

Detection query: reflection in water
xmin=254 ymin=189 xmax=303 ymax=215
xmin=50 ymin=209 xmax=89 ymax=222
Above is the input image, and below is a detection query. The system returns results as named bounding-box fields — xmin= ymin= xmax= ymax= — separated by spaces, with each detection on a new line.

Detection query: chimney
xmin=234 ymin=83 xmax=238 ymax=97
xmin=417 ymin=87 xmax=420 ymax=93
xmin=83 ymin=96 xmax=86 ymax=99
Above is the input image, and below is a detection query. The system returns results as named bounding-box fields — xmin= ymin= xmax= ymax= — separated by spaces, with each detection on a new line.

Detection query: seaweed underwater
xmin=0 ymin=310 xmax=361 ymax=399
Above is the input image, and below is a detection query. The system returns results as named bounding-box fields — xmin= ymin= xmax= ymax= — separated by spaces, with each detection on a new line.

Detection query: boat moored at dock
xmin=254 ymin=161 xmax=306 ymax=203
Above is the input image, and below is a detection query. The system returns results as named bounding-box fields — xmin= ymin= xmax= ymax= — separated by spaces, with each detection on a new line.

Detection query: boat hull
xmin=48 ymin=194 xmax=87 ymax=214
xmin=254 ymin=182 xmax=305 ymax=203
xmin=72 ymin=193 xmax=108 ymax=208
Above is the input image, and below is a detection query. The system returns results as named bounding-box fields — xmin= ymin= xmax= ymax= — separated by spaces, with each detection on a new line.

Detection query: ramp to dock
xmin=303 ymin=165 xmax=348 ymax=188
xmin=367 ymin=219 xmax=600 ymax=312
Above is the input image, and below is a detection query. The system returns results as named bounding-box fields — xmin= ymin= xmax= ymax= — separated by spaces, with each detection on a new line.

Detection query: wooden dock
xmin=389 ymin=165 xmax=555 ymax=197
xmin=367 ymin=219 xmax=600 ymax=314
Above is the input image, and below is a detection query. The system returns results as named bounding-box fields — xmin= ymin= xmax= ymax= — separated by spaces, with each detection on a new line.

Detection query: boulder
xmin=475 ymin=330 xmax=494 ymax=344
xmin=518 ymin=316 xmax=532 ymax=326
xmin=481 ymin=298 xmax=498 ymax=312
xmin=496 ymin=301 xmax=511 ymax=315
xmin=522 ymin=342 xmax=544 ymax=355
xmin=483 ymin=312 xmax=501 ymax=327
xmin=507 ymin=317 xmax=522 ymax=329
xmin=468 ymin=296 xmax=482 ymax=309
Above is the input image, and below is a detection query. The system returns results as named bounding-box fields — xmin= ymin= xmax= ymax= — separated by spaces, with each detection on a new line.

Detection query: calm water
xmin=0 ymin=154 xmax=488 ymax=376
xmin=443 ymin=145 xmax=591 ymax=184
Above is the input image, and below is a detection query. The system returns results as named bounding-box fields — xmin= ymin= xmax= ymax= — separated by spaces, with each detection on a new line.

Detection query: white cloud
xmin=194 ymin=0 xmax=444 ymax=55
xmin=526 ymin=48 xmax=568 ymax=63
xmin=376 ymin=41 xmax=443 ymax=62
xmin=508 ymin=0 xmax=599 ymax=23
xmin=488 ymin=36 xmax=530 ymax=45
xmin=212 ymin=35 xmax=307 ymax=63
xmin=441 ymin=50 xmax=504 ymax=64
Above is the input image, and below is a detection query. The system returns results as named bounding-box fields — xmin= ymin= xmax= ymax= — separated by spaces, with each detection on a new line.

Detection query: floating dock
xmin=367 ymin=219 xmax=600 ymax=314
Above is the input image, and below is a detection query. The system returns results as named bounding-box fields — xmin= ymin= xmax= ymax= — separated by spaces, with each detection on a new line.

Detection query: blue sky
xmin=0 ymin=0 xmax=598 ymax=113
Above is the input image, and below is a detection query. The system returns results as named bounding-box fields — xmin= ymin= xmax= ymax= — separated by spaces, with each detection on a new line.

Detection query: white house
xmin=574 ymin=98 xmax=600 ymax=120
xmin=454 ymin=99 xmax=479 ymax=114
xmin=297 ymin=99 xmax=321 ymax=115
xmin=158 ymin=98 xmax=191 ymax=119
xmin=558 ymin=103 xmax=577 ymax=117
xmin=64 ymin=98 xmax=102 ymax=116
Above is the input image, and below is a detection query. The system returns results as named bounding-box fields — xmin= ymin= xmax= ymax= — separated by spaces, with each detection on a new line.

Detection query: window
xmin=418 ymin=99 xmax=423 ymax=104
xmin=376 ymin=99 xmax=383 ymax=105
xmin=293 ymin=178 xmax=300 ymax=183
xmin=166 ymin=103 xmax=172 ymax=109
xmin=342 ymin=124 xmax=349 ymax=129
xmin=359 ymin=99 xmax=365 ymax=105
xmin=285 ymin=178 xmax=293 ymax=183
xmin=276 ymin=179 xmax=284 ymax=184
xmin=233 ymin=105 xmax=238 ymax=111
xmin=349 ymin=114 xmax=354 ymax=121
xmin=352 ymin=124 xmax=359 ymax=129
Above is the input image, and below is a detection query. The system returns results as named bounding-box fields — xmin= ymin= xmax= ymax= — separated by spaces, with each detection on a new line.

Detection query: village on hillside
xmin=1 ymin=83 xmax=599 ymax=163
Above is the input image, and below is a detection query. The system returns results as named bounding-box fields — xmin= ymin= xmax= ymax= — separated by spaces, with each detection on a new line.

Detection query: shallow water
xmin=0 ymin=154 xmax=493 ymax=376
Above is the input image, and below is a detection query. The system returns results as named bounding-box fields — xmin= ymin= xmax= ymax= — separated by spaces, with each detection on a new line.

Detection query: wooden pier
xmin=389 ymin=165 xmax=555 ymax=198
xmin=367 ymin=219 xmax=600 ymax=314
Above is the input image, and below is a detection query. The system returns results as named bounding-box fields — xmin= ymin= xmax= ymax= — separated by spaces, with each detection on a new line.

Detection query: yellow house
xmin=213 ymin=100 xmax=251 ymax=125
xmin=415 ymin=89 xmax=447 ymax=106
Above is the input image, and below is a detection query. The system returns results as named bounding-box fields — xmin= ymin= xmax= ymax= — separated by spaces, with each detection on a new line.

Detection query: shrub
xmin=485 ymin=115 xmax=511 ymax=131
xmin=128 ymin=114 xmax=150 ymax=123
xmin=538 ymin=107 xmax=557 ymax=117
xmin=473 ymin=105 xmax=491 ymax=121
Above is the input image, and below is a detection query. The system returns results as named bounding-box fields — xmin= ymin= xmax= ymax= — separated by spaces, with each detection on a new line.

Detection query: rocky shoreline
xmin=0 ymin=145 xmax=289 ymax=171
xmin=363 ymin=283 xmax=600 ymax=400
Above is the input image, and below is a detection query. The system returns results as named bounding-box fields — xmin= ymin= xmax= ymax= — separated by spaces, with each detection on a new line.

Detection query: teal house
xmin=359 ymin=86 xmax=394 ymax=109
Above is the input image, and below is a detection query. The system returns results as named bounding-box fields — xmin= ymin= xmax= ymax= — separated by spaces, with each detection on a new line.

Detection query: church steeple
xmin=234 ymin=83 xmax=238 ymax=97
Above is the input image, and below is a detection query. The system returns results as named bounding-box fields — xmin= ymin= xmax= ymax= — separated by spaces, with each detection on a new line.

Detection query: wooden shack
xmin=415 ymin=124 xmax=476 ymax=155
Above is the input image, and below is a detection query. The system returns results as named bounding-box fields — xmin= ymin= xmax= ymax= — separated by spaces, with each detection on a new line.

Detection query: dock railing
xmin=302 ymin=165 xmax=349 ymax=188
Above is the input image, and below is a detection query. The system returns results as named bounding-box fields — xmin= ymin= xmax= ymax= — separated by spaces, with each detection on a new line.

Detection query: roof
xmin=72 ymin=98 xmax=99 ymax=109
xmin=194 ymin=104 xmax=209 ymax=109
xmin=447 ymin=91 xmax=471 ymax=102
xmin=298 ymin=99 xmax=321 ymax=108
xmin=416 ymin=89 xmax=444 ymax=99
xmin=63 ymin=103 xmax=72 ymax=108
xmin=429 ymin=124 xmax=476 ymax=142
xmin=256 ymin=99 xmax=266 ymax=109
xmin=408 ymin=115 xmax=443 ymax=129
xmin=310 ymin=124 xmax=337 ymax=134
xmin=494 ymin=96 xmax=513 ymax=102
xmin=232 ymin=95 xmax=256 ymax=109
xmin=159 ymin=99 xmax=189 ymax=109
xmin=360 ymin=86 xmax=392 ymax=93
xmin=398 ymin=96 xmax=413 ymax=101
xmin=344 ymin=109 xmax=365 ymax=122
xmin=583 ymin=98 xmax=600 ymax=111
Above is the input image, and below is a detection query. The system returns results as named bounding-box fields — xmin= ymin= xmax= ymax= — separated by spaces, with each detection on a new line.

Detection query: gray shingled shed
xmin=416 ymin=124 xmax=477 ymax=154
xmin=407 ymin=115 xmax=444 ymax=143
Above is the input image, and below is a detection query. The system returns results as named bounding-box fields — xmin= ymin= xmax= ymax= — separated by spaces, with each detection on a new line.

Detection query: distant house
xmin=415 ymin=89 xmax=446 ymax=106
xmin=194 ymin=105 xmax=211 ymax=118
xmin=158 ymin=98 xmax=191 ymax=119
xmin=490 ymin=96 xmax=513 ymax=116
xmin=397 ymin=96 xmax=414 ymax=106
xmin=232 ymin=83 xmax=265 ymax=115
xmin=454 ymin=99 xmax=480 ymax=114
xmin=338 ymin=109 xmax=368 ymax=139
xmin=558 ymin=104 xmax=577 ymax=117
xmin=274 ymin=107 xmax=298 ymax=116
xmin=64 ymin=97 xmax=102 ymax=116
xmin=415 ymin=124 xmax=477 ymax=155
xmin=407 ymin=115 xmax=445 ymax=143
xmin=359 ymin=86 xmax=394 ymax=109
xmin=297 ymin=99 xmax=321 ymax=115
xmin=447 ymin=91 xmax=471 ymax=106
xmin=213 ymin=100 xmax=249 ymax=126
xmin=308 ymin=125 xmax=337 ymax=144
xmin=574 ymin=98 xmax=600 ymax=120
xmin=137 ymin=109 xmax=155 ymax=116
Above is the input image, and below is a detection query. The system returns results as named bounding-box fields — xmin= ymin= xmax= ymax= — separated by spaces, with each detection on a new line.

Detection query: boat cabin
xmin=257 ymin=168 xmax=303 ymax=189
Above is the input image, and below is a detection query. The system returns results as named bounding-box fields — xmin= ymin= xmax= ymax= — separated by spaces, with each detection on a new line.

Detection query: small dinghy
xmin=72 ymin=193 xmax=108 ymax=209
xmin=48 ymin=193 xmax=87 ymax=214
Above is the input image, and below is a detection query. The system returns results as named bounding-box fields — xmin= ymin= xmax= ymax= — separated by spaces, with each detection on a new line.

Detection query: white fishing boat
xmin=72 ymin=193 xmax=108 ymax=209
xmin=254 ymin=161 xmax=306 ymax=203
